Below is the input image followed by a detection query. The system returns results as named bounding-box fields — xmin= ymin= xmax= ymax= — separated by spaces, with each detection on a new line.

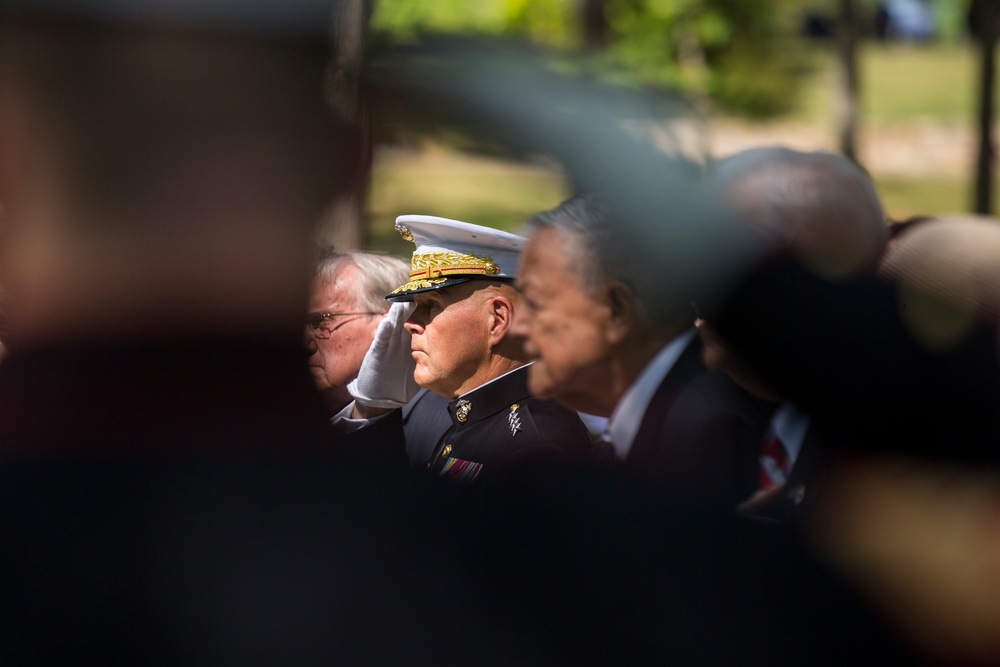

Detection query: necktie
xmin=759 ymin=435 xmax=789 ymax=489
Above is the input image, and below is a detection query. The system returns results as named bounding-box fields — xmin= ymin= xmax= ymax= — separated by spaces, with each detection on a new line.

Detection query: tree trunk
xmin=581 ymin=0 xmax=609 ymax=51
xmin=973 ymin=0 xmax=999 ymax=215
xmin=835 ymin=0 xmax=860 ymax=165
xmin=317 ymin=0 xmax=373 ymax=251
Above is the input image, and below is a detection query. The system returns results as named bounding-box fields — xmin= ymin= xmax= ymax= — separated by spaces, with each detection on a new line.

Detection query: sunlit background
xmin=360 ymin=0 xmax=994 ymax=252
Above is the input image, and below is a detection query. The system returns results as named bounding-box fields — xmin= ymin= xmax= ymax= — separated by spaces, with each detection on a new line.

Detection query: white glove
xmin=347 ymin=301 xmax=419 ymax=409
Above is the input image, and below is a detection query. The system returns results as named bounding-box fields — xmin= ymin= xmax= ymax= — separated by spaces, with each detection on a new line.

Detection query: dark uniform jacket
xmin=421 ymin=365 xmax=593 ymax=481
xmin=401 ymin=388 xmax=452 ymax=466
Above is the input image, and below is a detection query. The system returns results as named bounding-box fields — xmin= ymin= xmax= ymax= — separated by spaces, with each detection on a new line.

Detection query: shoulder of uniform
xmin=501 ymin=397 xmax=592 ymax=453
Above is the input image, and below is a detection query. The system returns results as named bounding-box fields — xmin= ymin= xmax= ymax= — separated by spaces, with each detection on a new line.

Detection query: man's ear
xmin=486 ymin=294 xmax=514 ymax=347
xmin=604 ymin=280 xmax=636 ymax=345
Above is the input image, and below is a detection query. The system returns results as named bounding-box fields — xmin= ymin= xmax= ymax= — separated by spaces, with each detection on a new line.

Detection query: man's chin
xmin=321 ymin=387 xmax=352 ymax=413
xmin=526 ymin=364 xmax=555 ymax=400
xmin=412 ymin=370 xmax=438 ymax=396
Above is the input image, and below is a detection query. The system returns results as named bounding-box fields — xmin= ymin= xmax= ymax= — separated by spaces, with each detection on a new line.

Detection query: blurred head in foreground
xmin=0 ymin=5 xmax=340 ymax=348
xmin=698 ymin=147 xmax=888 ymax=398
xmin=711 ymin=146 xmax=886 ymax=280
xmin=878 ymin=216 xmax=1000 ymax=347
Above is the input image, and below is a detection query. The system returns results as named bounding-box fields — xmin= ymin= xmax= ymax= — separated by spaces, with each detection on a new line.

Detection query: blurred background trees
xmin=372 ymin=0 xmax=815 ymax=117
xmin=319 ymin=0 xmax=1000 ymax=251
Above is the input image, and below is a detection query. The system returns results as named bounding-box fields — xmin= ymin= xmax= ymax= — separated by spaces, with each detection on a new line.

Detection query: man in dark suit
xmin=512 ymin=194 xmax=769 ymax=507
xmin=701 ymin=147 xmax=889 ymax=522
xmin=333 ymin=215 xmax=594 ymax=479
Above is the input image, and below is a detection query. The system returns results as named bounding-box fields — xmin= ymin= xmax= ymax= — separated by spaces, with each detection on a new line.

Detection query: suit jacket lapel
xmin=627 ymin=336 xmax=705 ymax=466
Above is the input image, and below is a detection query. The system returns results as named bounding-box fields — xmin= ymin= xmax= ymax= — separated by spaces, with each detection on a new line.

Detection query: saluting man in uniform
xmin=333 ymin=215 xmax=593 ymax=481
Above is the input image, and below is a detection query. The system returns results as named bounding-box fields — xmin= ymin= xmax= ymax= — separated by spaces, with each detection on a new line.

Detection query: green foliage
xmin=933 ymin=0 xmax=971 ymax=42
xmin=371 ymin=0 xmax=577 ymax=45
xmin=701 ymin=0 xmax=815 ymax=117
xmin=600 ymin=0 xmax=816 ymax=116
xmin=502 ymin=0 xmax=578 ymax=45
xmin=371 ymin=0 xmax=819 ymax=118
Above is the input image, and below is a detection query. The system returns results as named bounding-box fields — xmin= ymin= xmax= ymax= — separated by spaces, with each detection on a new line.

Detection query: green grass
xmin=798 ymin=42 xmax=984 ymax=124
xmin=366 ymin=145 xmax=568 ymax=253
xmin=875 ymin=175 xmax=971 ymax=219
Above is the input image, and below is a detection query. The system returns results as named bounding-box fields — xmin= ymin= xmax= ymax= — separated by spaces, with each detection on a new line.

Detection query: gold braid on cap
xmin=388 ymin=251 xmax=501 ymax=295
xmin=410 ymin=252 xmax=500 ymax=278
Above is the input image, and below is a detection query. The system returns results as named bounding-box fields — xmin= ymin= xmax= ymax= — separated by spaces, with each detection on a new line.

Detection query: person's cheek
xmin=527 ymin=360 xmax=551 ymax=397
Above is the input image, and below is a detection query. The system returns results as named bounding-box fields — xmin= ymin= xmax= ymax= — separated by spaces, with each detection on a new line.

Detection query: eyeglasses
xmin=306 ymin=311 xmax=379 ymax=339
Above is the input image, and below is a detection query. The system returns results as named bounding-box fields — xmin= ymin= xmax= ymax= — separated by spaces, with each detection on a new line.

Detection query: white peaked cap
xmin=386 ymin=215 xmax=525 ymax=301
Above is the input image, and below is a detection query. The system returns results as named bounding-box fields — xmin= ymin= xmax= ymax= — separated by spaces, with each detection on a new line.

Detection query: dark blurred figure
xmin=702 ymin=147 xmax=888 ymax=523
xmin=710 ymin=145 xmax=1000 ymax=465
xmin=968 ymin=0 xmax=1000 ymax=42
xmin=810 ymin=218 xmax=1000 ymax=663
xmin=0 ymin=2 xmax=393 ymax=662
xmin=875 ymin=3 xmax=891 ymax=41
xmin=804 ymin=11 xmax=836 ymax=39
xmin=706 ymin=164 xmax=1000 ymax=661
xmin=0 ymin=283 xmax=7 ymax=362
xmin=513 ymin=194 xmax=769 ymax=508
xmin=0 ymin=3 xmax=342 ymax=455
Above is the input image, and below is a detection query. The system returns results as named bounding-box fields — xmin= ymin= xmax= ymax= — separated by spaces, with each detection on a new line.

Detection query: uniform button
xmin=441 ymin=444 xmax=452 ymax=458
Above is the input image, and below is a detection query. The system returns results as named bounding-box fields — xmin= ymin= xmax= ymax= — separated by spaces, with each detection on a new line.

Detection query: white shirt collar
xmin=770 ymin=402 xmax=810 ymax=468
xmin=606 ymin=329 xmax=697 ymax=460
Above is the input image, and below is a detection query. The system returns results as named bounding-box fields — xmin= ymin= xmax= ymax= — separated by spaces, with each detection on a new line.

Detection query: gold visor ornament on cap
xmin=385 ymin=215 xmax=526 ymax=302
xmin=395 ymin=222 xmax=414 ymax=242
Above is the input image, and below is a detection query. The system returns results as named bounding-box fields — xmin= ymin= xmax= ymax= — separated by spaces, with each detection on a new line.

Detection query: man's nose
xmin=304 ymin=328 xmax=318 ymax=354
xmin=402 ymin=317 xmax=421 ymax=336
xmin=509 ymin=309 xmax=530 ymax=340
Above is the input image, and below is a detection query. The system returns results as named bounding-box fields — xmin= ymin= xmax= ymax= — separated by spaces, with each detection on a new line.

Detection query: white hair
xmin=315 ymin=251 xmax=410 ymax=313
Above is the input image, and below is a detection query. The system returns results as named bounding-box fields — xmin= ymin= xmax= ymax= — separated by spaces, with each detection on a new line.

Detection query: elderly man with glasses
xmin=305 ymin=251 xmax=411 ymax=414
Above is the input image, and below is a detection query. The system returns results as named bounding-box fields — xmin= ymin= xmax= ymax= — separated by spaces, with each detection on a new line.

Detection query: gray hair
xmin=710 ymin=147 xmax=887 ymax=276
xmin=315 ymin=250 xmax=410 ymax=313
xmin=523 ymin=194 xmax=623 ymax=299
xmin=524 ymin=193 xmax=711 ymax=334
